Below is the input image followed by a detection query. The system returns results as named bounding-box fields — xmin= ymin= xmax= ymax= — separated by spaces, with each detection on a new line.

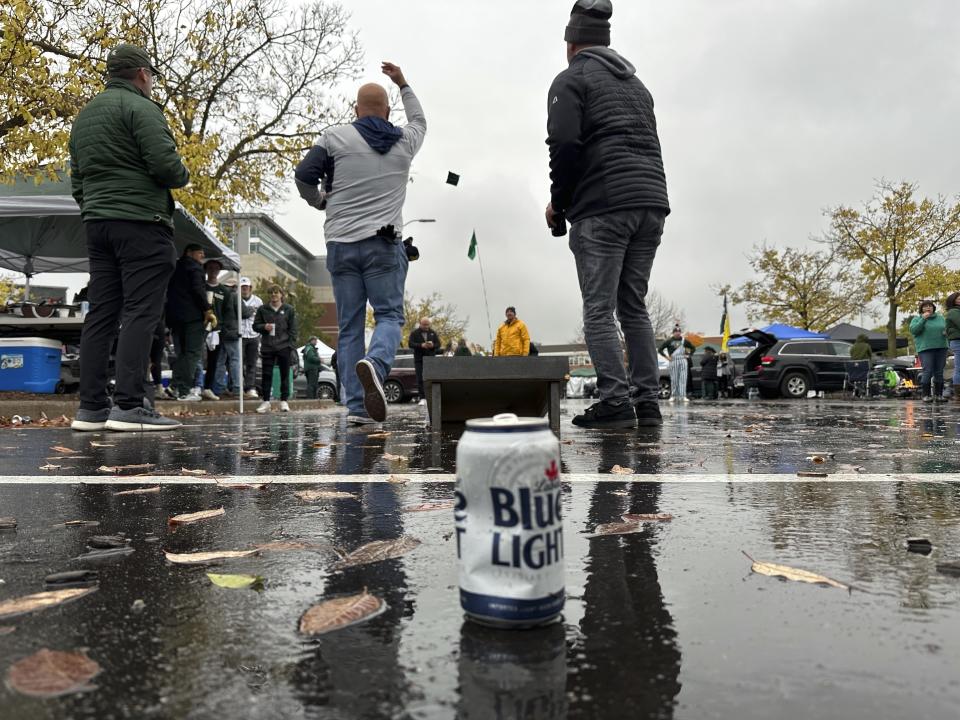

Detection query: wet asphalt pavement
xmin=1 ymin=399 xmax=959 ymax=719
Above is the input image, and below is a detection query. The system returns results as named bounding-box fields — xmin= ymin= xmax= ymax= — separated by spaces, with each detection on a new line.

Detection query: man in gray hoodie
xmin=545 ymin=0 xmax=670 ymax=431
xmin=295 ymin=62 xmax=425 ymax=425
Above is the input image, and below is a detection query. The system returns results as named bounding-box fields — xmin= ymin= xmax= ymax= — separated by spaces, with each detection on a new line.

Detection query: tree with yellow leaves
xmin=2 ymin=0 xmax=362 ymax=224
xmin=828 ymin=181 xmax=960 ymax=355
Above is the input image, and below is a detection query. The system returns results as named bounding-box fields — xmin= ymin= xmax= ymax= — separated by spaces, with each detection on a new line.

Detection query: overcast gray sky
xmin=38 ymin=0 xmax=959 ymax=344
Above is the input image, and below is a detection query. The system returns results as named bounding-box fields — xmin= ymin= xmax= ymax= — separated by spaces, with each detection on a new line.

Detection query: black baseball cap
xmin=106 ymin=44 xmax=162 ymax=77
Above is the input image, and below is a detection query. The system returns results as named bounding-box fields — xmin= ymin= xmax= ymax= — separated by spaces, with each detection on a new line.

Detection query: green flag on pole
xmin=467 ymin=231 xmax=478 ymax=260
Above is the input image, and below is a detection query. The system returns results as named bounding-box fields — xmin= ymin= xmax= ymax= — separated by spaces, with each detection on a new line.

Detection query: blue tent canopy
xmin=728 ymin=324 xmax=829 ymax=346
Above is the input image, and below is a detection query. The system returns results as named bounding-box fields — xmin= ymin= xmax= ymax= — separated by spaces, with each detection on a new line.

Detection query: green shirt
xmin=945 ymin=307 xmax=960 ymax=341
xmin=909 ymin=313 xmax=948 ymax=352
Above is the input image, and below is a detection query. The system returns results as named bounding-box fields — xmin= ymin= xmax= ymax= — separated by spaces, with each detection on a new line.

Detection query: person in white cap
xmin=239 ymin=277 xmax=263 ymax=398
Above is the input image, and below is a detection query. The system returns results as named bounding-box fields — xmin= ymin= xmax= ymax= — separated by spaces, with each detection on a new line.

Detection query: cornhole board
xmin=423 ymin=356 xmax=570 ymax=436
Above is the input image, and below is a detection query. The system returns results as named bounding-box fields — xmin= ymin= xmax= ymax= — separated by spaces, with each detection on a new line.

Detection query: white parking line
xmin=0 ymin=473 xmax=957 ymax=485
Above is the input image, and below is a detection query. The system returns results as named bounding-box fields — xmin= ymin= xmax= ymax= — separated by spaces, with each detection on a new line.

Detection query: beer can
xmin=455 ymin=413 xmax=564 ymax=628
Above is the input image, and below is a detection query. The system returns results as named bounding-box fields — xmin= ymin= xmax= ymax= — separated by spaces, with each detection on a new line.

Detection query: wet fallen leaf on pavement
xmin=54 ymin=520 xmax=99 ymax=528
xmin=38 ymin=464 xmax=65 ymax=471
xmin=97 ymin=463 xmax=155 ymax=474
xmin=216 ymin=482 xmax=269 ymax=490
xmin=295 ymin=489 xmax=354 ymax=502
xmin=609 ymin=465 xmax=635 ymax=475
xmin=742 ymin=551 xmax=849 ymax=590
xmin=237 ymin=450 xmax=278 ymax=459
xmin=49 ymin=446 xmax=77 ymax=454
xmin=74 ymin=547 xmax=135 ymax=562
xmin=312 ymin=442 xmax=329 ymax=448
xmin=621 ymin=513 xmax=673 ymax=522
xmin=114 ymin=486 xmax=161 ymax=496
xmin=207 ymin=573 xmax=264 ymax=590
xmin=797 ymin=471 xmax=828 ymax=478
xmin=402 ymin=501 xmax=456 ymax=513
xmin=587 ymin=521 xmax=647 ymax=538
xmin=0 ymin=626 xmax=14 ymax=635
xmin=87 ymin=536 xmax=128 ymax=549
xmin=180 ymin=468 xmax=208 ymax=476
xmin=168 ymin=507 xmax=226 ymax=526
xmin=5 ymin=649 xmax=101 ymax=698
xmin=806 ymin=456 xmax=828 ymax=464
xmin=0 ymin=587 xmax=98 ymax=621
xmin=935 ymin=561 xmax=960 ymax=577
xmin=336 ymin=537 xmax=421 ymax=568
xmin=387 ymin=475 xmax=409 ymax=484
xmin=44 ymin=570 xmax=99 ymax=590
xmin=164 ymin=549 xmax=259 ymax=565
xmin=88 ymin=442 xmax=115 ymax=448
xmin=299 ymin=591 xmax=386 ymax=636
xmin=382 ymin=453 xmax=408 ymax=462
xmin=0 ymin=517 xmax=16 ymax=530
xmin=367 ymin=432 xmax=391 ymax=439
xmin=906 ymin=538 xmax=933 ymax=555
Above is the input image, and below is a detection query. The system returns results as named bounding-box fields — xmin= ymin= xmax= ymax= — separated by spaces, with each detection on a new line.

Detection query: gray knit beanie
xmin=564 ymin=0 xmax=613 ymax=46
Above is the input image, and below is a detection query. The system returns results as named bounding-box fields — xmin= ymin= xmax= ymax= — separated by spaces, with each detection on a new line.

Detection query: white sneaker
xmin=279 ymin=401 xmax=290 ymax=412
xmin=256 ymin=401 xmax=272 ymax=414
xmin=347 ymin=414 xmax=377 ymax=425
xmin=245 ymin=389 xmax=259 ymax=399
xmin=201 ymin=388 xmax=219 ymax=401
xmin=418 ymin=398 xmax=427 ymax=406
xmin=180 ymin=392 xmax=201 ymax=402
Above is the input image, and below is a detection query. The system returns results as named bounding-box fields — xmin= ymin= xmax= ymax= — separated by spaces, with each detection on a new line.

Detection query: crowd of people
xmin=658 ymin=325 xmax=736 ymax=402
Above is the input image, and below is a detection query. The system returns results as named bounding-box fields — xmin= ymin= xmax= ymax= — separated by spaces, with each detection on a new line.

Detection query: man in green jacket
xmin=69 ymin=43 xmax=189 ymax=432
xmin=303 ymin=336 xmax=323 ymax=399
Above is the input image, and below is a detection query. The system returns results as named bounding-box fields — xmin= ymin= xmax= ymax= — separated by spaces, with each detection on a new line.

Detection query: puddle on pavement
xmin=3 ymin=399 xmax=960 ymax=477
xmin=1 ymin=479 xmax=959 ymax=719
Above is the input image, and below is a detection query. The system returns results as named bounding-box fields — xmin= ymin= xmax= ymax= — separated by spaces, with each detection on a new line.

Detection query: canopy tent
xmin=825 ymin=322 xmax=908 ymax=352
xmin=728 ymin=324 xmax=829 ymax=346
xmin=0 ymin=177 xmax=239 ymax=297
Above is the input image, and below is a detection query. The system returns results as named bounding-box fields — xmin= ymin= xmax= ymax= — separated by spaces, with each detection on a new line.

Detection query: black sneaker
xmin=355 ymin=359 xmax=387 ymax=422
xmin=572 ymin=401 xmax=637 ymax=429
xmin=634 ymin=401 xmax=663 ymax=427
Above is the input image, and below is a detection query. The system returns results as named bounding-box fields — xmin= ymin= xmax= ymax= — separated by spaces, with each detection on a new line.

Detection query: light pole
xmin=402 ymin=218 xmax=436 ymax=228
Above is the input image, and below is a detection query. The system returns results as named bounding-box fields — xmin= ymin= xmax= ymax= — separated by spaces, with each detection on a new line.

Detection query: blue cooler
xmin=0 ymin=337 xmax=62 ymax=393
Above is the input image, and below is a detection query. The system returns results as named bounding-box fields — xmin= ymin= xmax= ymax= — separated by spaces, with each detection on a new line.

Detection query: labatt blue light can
xmin=455 ymin=414 xmax=564 ymax=628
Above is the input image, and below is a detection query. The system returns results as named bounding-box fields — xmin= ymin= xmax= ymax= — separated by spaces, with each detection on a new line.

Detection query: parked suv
xmin=737 ymin=331 xmax=857 ymax=398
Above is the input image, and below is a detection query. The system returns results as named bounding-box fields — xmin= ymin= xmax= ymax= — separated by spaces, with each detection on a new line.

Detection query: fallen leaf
xmin=0 ymin=588 xmax=98 ymax=621
xmin=336 ymin=537 xmax=421 ymax=568
xmin=237 ymin=450 xmax=278 ymax=459
xmin=97 ymin=463 xmax=155 ymax=474
xmin=49 ymin=446 xmax=77 ymax=455
xmin=621 ymin=513 xmax=673 ymax=522
xmin=609 ymin=465 xmax=635 ymax=475
xmin=164 ymin=549 xmax=259 ymax=565
xmin=114 ymin=486 xmax=161 ymax=496
xmin=0 ymin=517 xmax=16 ymax=530
xmin=88 ymin=442 xmax=115 ymax=448
xmin=382 ymin=453 xmax=408 ymax=462
xmin=387 ymin=475 xmax=409 ymax=485
xmin=367 ymin=432 xmax=391 ymax=439
xmin=180 ymin=468 xmax=208 ymax=476
xmin=206 ymin=573 xmax=263 ymax=590
xmin=38 ymin=464 xmax=64 ymax=471
xmin=587 ymin=521 xmax=646 ymax=538
xmin=742 ymin=551 xmax=849 ymax=591
xmin=806 ymin=455 xmax=828 ymax=464
xmin=168 ymin=507 xmax=226 ymax=526
xmin=295 ymin=490 xmax=355 ymax=502
xmin=55 ymin=520 xmax=99 ymax=528
xmin=87 ymin=535 xmax=128 ymax=550
xmin=797 ymin=471 xmax=828 ymax=478
xmin=402 ymin=501 xmax=456 ymax=513
xmin=560 ymin=439 xmax=575 ymax=445
xmin=312 ymin=442 xmax=329 ymax=448
xmin=74 ymin=547 xmax=135 ymax=562
xmin=216 ymin=482 xmax=269 ymax=490
xmin=5 ymin=649 xmax=101 ymax=698
xmin=299 ymin=591 xmax=386 ymax=636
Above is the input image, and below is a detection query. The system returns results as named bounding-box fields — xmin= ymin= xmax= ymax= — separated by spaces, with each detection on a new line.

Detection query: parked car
xmin=384 ymin=353 xmax=419 ymax=403
xmin=292 ymin=361 xmax=339 ymax=400
xmin=737 ymin=331 xmax=860 ymax=398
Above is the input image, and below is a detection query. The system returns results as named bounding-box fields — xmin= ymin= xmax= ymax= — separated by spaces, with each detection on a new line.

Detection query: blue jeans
xmin=327 ymin=238 xmax=408 ymax=415
xmin=213 ymin=338 xmax=241 ymax=395
xmin=569 ymin=208 xmax=665 ymax=404
xmin=918 ymin=347 xmax=947 ymax=397
xmin=951 ymin=340 xmax=960 ymax=388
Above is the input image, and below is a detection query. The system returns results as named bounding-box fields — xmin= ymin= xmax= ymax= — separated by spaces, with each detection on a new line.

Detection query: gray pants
xmin=569 ymin=208 xmax=665 ymax=404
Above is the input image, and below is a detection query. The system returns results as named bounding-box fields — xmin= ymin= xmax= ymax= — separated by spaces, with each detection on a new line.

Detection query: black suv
xmin=736 ymin=331 xmax=856 ymax=398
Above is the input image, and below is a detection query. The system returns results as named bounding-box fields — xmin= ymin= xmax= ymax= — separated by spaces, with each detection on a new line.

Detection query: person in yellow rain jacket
xmin=494 ymin=306 xmax=531 ymax=356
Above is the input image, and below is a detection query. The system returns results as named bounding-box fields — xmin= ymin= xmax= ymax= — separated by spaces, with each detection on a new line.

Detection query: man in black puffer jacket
xmin=545 ymin=0 xmax=670 ymax=431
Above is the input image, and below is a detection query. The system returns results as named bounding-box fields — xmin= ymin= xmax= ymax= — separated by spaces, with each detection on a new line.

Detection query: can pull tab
xmin=492 ymin=413 xmax=520 ymax=424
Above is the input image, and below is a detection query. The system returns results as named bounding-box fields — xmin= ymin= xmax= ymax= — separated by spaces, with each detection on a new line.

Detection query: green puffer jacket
xmin=909 ymin=313 xmax=948 ymax=352
xmin=945 ymin=308 xmax=960 ymax=341
xmin=69 ymin=78 xmax=189 ymax=228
